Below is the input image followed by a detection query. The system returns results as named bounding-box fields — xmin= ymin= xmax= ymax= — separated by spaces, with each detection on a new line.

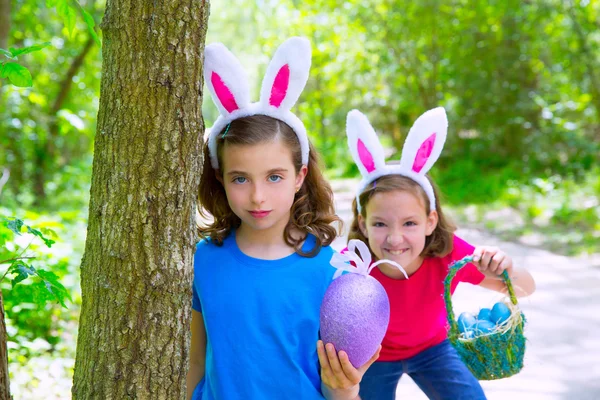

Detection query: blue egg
xmin=457 ymin=312 xmax=477 ymax=333
xmin=474 ymin=320 xmax=495 ymax=335
xmin=477 ymin=308 xmax=491 ymax=321
xmin=490 ymin=302 xmax=512 ymax=325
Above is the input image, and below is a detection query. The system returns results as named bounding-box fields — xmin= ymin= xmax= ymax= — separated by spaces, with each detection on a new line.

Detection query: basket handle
xmin=444 ymin=255 xmax=519 ymax=336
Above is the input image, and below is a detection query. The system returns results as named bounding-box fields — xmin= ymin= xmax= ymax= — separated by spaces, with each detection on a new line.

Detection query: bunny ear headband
xmin=204 ymin=37 xmax=311 ymax=169
xmin=346 ymin=107 xmax=448 ymax=213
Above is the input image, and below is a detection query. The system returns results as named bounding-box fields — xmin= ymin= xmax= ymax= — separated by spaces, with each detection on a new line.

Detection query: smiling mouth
xmin=385 ymin=248 xmax=408 ymax=256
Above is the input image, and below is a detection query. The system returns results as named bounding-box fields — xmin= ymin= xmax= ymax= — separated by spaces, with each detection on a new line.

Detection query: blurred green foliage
xmin=1 ymin=0 xmax=102 ymax=210
xmin=0 ymin=215 xmax=75 ymax=358
xmin=203 ymin=1 xmax=599 ymax=197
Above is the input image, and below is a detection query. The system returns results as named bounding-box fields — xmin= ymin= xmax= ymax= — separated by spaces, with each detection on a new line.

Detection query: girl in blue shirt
xmin=187 ymin=37 xmax=379 ymax=400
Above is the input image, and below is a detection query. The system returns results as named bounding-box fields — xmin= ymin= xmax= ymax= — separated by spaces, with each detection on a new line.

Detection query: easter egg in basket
xmin=477 ymin=307 xmax=491 ymax=321
xmin=320 ymin=240 xmax=408 ymax=368
xmin=445 ymin=257 xmax=527 ymax=380
xmin=490 ymin=302 xmax=511 ymax=325
xmin=457 ymin=312 xmax=477 ymax=333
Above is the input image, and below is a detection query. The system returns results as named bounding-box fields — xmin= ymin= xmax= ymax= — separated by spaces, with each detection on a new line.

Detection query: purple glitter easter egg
xmin=320 ymin=272 xmax=390 ymax=368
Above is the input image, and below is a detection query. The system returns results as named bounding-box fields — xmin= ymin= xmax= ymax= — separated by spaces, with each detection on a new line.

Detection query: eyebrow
xmin=370 ymin=214 xmax=419 ymax=221
xmin=226 ymin=168 xmax=289 ymax=176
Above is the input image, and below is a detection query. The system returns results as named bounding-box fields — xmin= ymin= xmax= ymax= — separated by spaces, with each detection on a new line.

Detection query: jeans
xmin=359 ymin=339 xmax=487 ymax=400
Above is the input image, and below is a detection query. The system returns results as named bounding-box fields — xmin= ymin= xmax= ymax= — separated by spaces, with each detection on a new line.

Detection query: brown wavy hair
xmin=198 ymin=115 xmax=341 ymax=257
xmin=348 ymin=174 xmax=456 ymax=258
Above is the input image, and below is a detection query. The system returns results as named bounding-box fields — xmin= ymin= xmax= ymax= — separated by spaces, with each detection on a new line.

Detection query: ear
xmin=295 ymin=164 xmax=308 ymax=191
xmin=399 ymin=107 xmax=448 ymax=175
xmin=215 ymin=171 xmax=224 ymax=185
xmin=204 ymin=43 xmax=251 ymax=117
xmin=358 ymin=214 xmax=369 ymax=238
xmin=259 ymin=37 xmax=311 ymax=111
xmin=346 ymin=110 xmax=386 ymax=177
xmin=425 ymin=210 xmax=438 ymax=236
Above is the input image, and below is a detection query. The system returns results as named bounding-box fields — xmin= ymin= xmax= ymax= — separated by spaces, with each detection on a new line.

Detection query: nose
xmin=250 ymin=182 xmax=266 ymax=205
xmin=386 ymin=229 xmax=404 ymax=246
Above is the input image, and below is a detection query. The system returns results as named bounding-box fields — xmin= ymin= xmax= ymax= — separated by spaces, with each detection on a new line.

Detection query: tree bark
xmin=72 ymin=0 xmax=209 ymax=398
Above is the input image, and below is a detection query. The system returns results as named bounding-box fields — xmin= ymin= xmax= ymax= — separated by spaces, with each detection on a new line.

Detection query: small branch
xmin=0 ymin=256 xmax=36 ymax=265
xmin=46 ymin=36 xmax=95 ymax=163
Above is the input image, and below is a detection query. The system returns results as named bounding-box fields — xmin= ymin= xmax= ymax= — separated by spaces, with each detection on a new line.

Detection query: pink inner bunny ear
xmin=412 ymin=133 xmax=436 ymax=173
xmin=211 ymin=71 xmax=239 ymax=113
xmin=269 ymin=64 xmax=290 ymax=107
xmin=357 ymin=139 xmax=376 ymax=173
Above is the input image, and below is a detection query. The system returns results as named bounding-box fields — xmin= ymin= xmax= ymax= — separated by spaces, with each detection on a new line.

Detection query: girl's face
xmin=359 ymin=189 xmax=438 ymax=277
xmin=219 ymin=138 xmax=307 ymax=236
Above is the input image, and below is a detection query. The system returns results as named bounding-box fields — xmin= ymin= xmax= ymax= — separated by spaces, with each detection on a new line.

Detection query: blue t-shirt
xmin=192 ymin=231 xmax=335 ymax=400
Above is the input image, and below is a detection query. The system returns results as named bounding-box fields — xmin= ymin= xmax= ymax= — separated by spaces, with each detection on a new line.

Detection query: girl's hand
xmin=472 ymin=246 xmax=514 ymax=278
xmin=317 ymin=340 xmax=380 ymax=399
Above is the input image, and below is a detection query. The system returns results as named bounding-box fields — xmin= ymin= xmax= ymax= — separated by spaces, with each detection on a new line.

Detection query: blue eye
xmin=268 ymin=175 xmax=282 ymax=182
xmin=232 ymin=177 xmax=247 ymax=184
xmin=405 ymin=221 xmax=416 ymax=227
xmin=373 ymin=222 xmax=386 ymax=227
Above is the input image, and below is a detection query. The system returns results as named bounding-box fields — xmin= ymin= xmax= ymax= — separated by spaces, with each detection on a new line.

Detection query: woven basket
xmin=444 ymin=256 xmax=526 ymax=380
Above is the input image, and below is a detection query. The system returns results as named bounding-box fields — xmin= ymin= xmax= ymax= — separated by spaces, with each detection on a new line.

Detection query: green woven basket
xmin=444 ymin=256 xmax=526 ymax=380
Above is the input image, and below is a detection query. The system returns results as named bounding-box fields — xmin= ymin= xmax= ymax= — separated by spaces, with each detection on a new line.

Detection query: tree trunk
xmin=0 ymin=290 xmax=11 ymax=400
xmin=72 ymin=0 xmax=210 ymax=398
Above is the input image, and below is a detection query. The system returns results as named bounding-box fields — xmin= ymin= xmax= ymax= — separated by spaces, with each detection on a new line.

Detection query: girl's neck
xmin=236 ymin=219 xmax=299 ymax=260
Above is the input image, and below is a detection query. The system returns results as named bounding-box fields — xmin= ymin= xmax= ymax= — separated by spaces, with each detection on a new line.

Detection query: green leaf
xmin=82 ymin=9 xmax=102 ymax=47
xmin=0 ymin=48 xmax=13 ymax=59
xmin=5 ymin=218 xmax=24 ymax=235
xmin=36 ymin=269 xmax=71 ymax=308
xmin=26 ymin=226 xmax=56 ymax=248
xmin=9 ymin=42 xmax=52 ymax=58
xmin=10 ymin=262 xmax=37 ymax=287
xmin=57 ymin=0 xmax=77 ymax=39
xmin=1 ymin=62 xmax=33 ymax=87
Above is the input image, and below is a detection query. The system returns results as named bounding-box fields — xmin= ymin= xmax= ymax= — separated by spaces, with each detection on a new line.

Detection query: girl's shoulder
xmin=302 ymin=234 xmax=335 ymax=262
xmin=432 ymin=234 xmax=474 ymax=263
xmin=196 ymin=235 xmax=214 ymax=249
xmin=451 ymin=235 xmax=474 ymax=256
xmin=195 ymin=231 xmax=234 ymax=253
xmin=422 ymin=235 xmax=474 ymax=270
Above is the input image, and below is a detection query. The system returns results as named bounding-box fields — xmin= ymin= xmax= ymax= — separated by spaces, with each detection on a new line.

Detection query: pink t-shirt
xmin=345 ymin=235 xmax=485 ymax=361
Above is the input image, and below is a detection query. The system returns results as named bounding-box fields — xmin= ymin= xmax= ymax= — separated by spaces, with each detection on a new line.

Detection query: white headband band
xmin=346 ymin=107 xmax=448 ymax=213
xmin=204 ymin=37 xmax=312 ymax=169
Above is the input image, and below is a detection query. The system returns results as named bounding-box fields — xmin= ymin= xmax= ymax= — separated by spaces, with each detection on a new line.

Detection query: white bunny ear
xmin=399 ymin=107 xmax=448 ymax=175
xmin=259 ymin=37 xmax=311 ymax=111
xmin=346 ymin=110 xmax=387 ymax=177
xmin=204 ymin=43 xmax=251 ymax=117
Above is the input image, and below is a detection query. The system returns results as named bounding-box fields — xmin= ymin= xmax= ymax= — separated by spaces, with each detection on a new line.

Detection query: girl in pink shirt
xmin=344 ymin=108 xmax=536 ymax=399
